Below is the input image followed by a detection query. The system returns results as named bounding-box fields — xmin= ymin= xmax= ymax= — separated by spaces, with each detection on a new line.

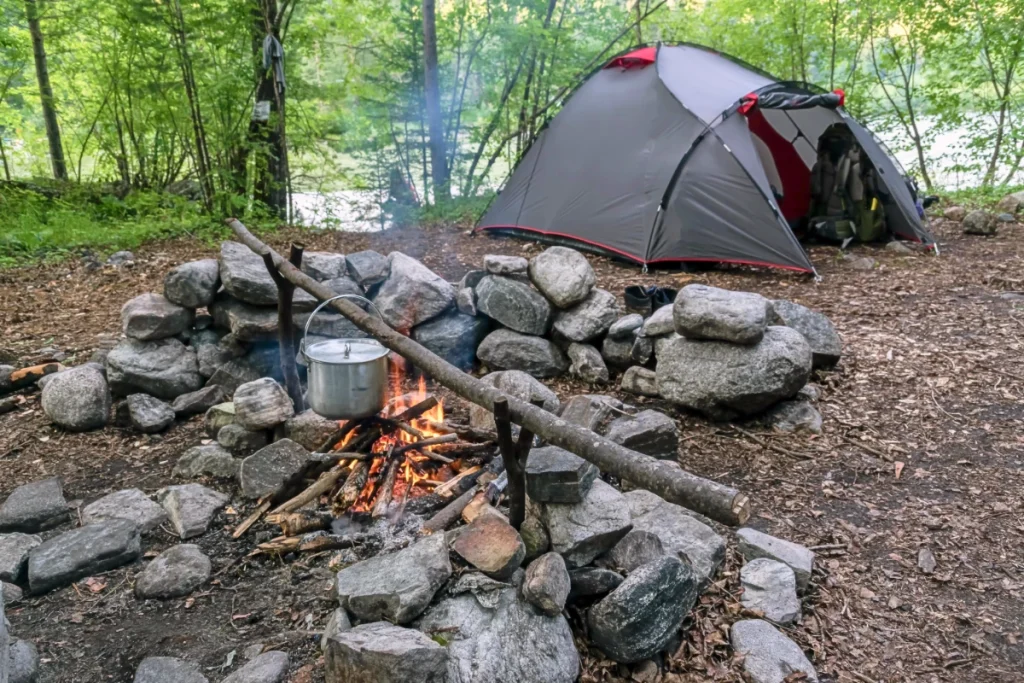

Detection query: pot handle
xmin=301 ymin=294 xmax=386 ymax=359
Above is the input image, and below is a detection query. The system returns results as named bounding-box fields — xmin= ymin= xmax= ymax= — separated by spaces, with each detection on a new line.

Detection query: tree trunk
xmin=422 ymin=0 xmax=449 ymax=201
xmin=250 ymin=0 xmax=289 ymax=219
xmin=24 ymin=0 xmax=66 ymax=181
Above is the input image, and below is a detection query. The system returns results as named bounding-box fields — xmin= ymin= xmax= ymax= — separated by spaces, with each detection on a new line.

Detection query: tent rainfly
xmin=475 ymin=44 xmax=934 ymax=274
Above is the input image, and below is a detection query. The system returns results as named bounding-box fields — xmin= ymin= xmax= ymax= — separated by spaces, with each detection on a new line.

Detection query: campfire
xmin=248 ymin=367 xmax=501 ymax=555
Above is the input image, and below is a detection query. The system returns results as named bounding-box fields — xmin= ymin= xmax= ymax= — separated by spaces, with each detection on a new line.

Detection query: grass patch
xmin=941 ymin=183 xmax=1024 ymax=210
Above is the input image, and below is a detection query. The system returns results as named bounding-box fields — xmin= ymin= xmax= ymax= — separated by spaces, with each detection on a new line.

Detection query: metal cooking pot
xmin=302 ymin=294 xmax=390 ymax=420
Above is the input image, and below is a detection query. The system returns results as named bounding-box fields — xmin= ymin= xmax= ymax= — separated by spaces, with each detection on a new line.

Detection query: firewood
xmin=2 ymin=362 xmax=62 ymax=396
xmin=228 ymin=218 xmax=751 ymax=526
xmin=275 ymin=510 xmax=334 ymax=536
xmin=347 ymin=397 xmax=440 ymax=453
xmin=253 ymin=532 xmax=371 ymax=555
xmin=427 ymin=419 xmax=497 ymax=443
xmin=371 ymin=453 xmax=399 ymax=519
xmin=334 ymin=461 xmax=369 ymax=514
xmin=269 ymin=466 xmax=348 ymax=515
xmin=432 ymin=465 xmax=481 ymax=498
xmin=233 ymin=498 xmax=273 ymax=539
xmin=316 ymin=418 xmax=364 ymax=453
xmin=422 ymin=488 xmax=477 ymax=533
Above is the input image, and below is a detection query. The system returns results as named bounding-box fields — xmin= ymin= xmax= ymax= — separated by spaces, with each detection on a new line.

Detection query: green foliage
xmin=416 ymin=192 xmax=495 ymax=229
xmin=944 ymin=183 xmax=1024 ymax=209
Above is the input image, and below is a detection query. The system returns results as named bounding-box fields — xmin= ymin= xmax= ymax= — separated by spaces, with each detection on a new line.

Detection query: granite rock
xmin=27 ymin=519 xmax=141 ymax=594
xmin=81 ymin=489 xmax=168 ymax=534
xmin=122 ymin=293 xmax=194 ymax=341
xmin=164 ymin=259 xmax=220 ymax=308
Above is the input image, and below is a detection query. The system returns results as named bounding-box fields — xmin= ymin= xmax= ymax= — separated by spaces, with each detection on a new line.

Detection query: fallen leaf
xmin=185 ymin=597 xmax=195 ymax=609
xmin=894 ymin=461 xmax=905 ymax=479
xmin=81 ymin=577 xmax=107 ymax=593
xmin=918 ymin=547 xmax=937 ymax=574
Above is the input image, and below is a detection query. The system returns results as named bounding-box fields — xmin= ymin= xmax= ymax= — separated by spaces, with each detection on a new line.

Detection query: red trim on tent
xmin=605 ymin=47 xmax=656 ymax=70
xmin=473 ymin=224 xmax=814 ymax=273
xmin=745 ymin=108 xmax=811 ymax=222
xmin=738 ymin=93 xmax=758 ymax=115
xmin=834 ymin=88 xmax=845 ymax=107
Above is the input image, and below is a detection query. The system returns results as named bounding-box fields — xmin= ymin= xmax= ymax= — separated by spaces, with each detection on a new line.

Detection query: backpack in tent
xmin=475 ymin=43 xmax=934 ymax=273
xmin=808 ymin=124 xmax=887 ymax=244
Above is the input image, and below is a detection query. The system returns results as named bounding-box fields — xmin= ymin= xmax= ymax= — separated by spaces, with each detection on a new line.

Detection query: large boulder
xmin=525 ymin=446 xmax=598 ymax=504
xmin=171 ymin=385 xmax=229 ymax=418
xmin=301 ymin=252 xmax=348 ymax=281
xmin=164 ymin=259 xmax=220 ymax=308
xmin=477 ymin=329 xmax=568 ymax=378
xmin=451 ymin=516 xmax=525 ymax=580
xmin=620 ymin=366 xmax=659 ymax=397
xmin=604 ymin=410 xmax=679 ymax=459
xmin=209 ymin=295 xmax=278 ymax=343
xmin=469 ymin=370 xmax=559 ymax=433
xmin=41 ymin=365 xmax=111 ymax=431
xmin=335 ymin=533 xmax=451 ymax=624
xmin=122 ymin=293 xmax=194 ymax=341
xmin=601 ymin=335 xmax=634 ymax=369
xmin=219 ymin=241 xmax=279 ymax=305
xmin=0 ymin=478 xmax=69 ymax=533
xmin=962 ymin=209 xmax=997 ymax=236
xmin=325 ymin=622 xmax=447 ymax=683
xmin=27 ymin=519 xmax=141 ymax=593
xmin=656 ymin=326 xmax=812 ymax=420
xmin=567 ymin=343 xmax=608 ymax=384
xmin=640 ymin=305 xmax=675 ymax=338
xmin=522 ymin=552 xmax=571 ymax=616
xmin=107 ymin=338 xmax=203 ymax=400
xmin=552 ymin=288 xmax=619 ymax=342
xmin=484 ymin=254 xmax=528 ymax=275
xmin=673 ymin=284 xmax=770 ymax=345
xmin=474 ymin=275 xmax=552 ymax=336
xmin=411 ymin=311 xmax=489 ymax=371
xmin=529 ymin=479 xmax=632 ymax=568
xmin=624 ymin=490 xmax=726 ymax=586
xmin=996 ymin=190 xmax=1024 ymax=214
xmin=239 ymin=439 xmax=310 ymax=499
xmin=528 ymin=246 xmax=595 ymax=308
xmin=372 ymin=253 xmax=454 ymax=330
xmin=770 ymin=299 xmax=841 ymax=368
xmin=125 ymin=393 xmax=175 ymax=433
xmin=346 ymin=250 xmax=390 ymax=288
xmin=416 ymin=580 xmax=579 ymax=683
xmin=284 ymin=410 xmax=337 ymax=451
xmin=234 ymin=378 xmax=294 ymax=430
xmin=587 ymin=556 xmax=699 ymax=663
xmin=608 ymin=314 xmax=643 ymax=340
xmin=730 ymin=620 xmax=818 ymax=683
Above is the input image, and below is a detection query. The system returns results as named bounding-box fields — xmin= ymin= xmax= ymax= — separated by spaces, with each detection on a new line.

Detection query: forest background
xmin=0 ymin=0 xmax=1021 ymax=262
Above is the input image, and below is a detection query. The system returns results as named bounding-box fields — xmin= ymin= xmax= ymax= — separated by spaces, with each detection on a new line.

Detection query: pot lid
xmin=305 ymin=338 xmax=389 ymax=364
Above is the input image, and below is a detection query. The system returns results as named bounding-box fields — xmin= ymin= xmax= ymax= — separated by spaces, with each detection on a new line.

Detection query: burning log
xmin=227 ymin=218 xmax=751 ymax=526
xmin=371 ymin=449 xmax=399 ymax=519
xmin=347 ymin=397 xmax=440 ymax=453
xmin=334 ymin=461 xmax=370 ymax=514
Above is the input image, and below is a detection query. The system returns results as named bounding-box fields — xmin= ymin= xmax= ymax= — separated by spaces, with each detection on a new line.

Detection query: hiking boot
xmin=652 ymin=287 xmax=677 ymax=310
xmin=624 ymin=286 xmax=653 ymax=317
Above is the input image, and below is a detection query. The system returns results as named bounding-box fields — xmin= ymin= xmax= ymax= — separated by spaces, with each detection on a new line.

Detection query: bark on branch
xmin=225 ymin=218 xmax=750 ymax=526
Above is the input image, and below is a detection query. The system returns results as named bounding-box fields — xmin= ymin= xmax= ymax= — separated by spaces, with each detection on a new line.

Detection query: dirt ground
xmin=0 ymin=214 xmax=1021 ymax=683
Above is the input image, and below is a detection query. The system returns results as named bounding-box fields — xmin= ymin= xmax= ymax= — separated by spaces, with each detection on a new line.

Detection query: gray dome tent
xmin=475 ymin=43 xmax=934 ymax=274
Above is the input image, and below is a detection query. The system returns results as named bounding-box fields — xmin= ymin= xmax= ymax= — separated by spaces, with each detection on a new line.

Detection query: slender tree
xmin=23 ymin=0 xmax=66 ymax=180
xmin=422 ymin=0 xmax=448 ymax=201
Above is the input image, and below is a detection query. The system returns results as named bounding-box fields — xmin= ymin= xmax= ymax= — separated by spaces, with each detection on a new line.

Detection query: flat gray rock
xmin=133 ymin=656 xmax=208 ymax=683
xmin=171 ymin=385 xmax=229 ymax=417
xmin=174 ymin=443 xmax=241 ymax=478
xmin=301 ymin=252 xmax=348 ymax=281
xmin=656 ymin=326 xmax=812 ymax=420
xmin=164 ymin=259 xmax=220 ymax=308
xmin=770 ymin=299 xmax=841 ymax=368
xmin=209 ymin=295 xmax=279 ymax=343
xmin=730 ymin=619 xmax=818 ymax=683
xmin=605 ymin=410 xmax=678 ymax=459
xmin=761 ymin=400 xmax=822 ymax=434
xmin=567 ymin=343 xmax=609 ymax=384
xmin=222 ymin=651 xmax=289 ymax=683
xmin=41 ymin=365 xmax=111 ymax=432
xmin=736 ymin=528 xmax=815 ymax=593
xmin=557 ymin=394 xmax=621 ymax=432
xmin=624 ymin=490 xmax=726 ymax=586
xmin=740 ymin=558 xmax=801 ymax=624
xmin=597 ymin=530 xmax=666 ymax=574
xmin=122 ymin=293 xmax=194 ymax=341
xmin=525 ymin=446 xmax=598 ymax=504
xmin=135 ymin=544 xmax=211 ymax=599
xmin=522 ymin=552 xmax=570 ymax=616
xmin=587 ymin=556 xmax=699 ymax=663
xmin=601 ymin=335 xmax=634 ymax=369
xmin=0 ymin=533 xmax=41 ymax=583
xmin=326 ymin=622 xmax=447 ymax=683
xmin=417 ymin=583 xmax=578 ymax=683
xmin=371 ymin=253 xmax=454 ymax=330
xmin=484 ymin=254 xmax=528 ymax=275
xmin=608 ymin=314 xmax=643 ymax=340
xmin=239 ymin=439 xmax=309 ymax=499
xmin=2 ymin=581 xmax=22 ymax=605
xmin=528 ymin=246 xmax=595 ymax=308
xmin=107 ymin=338 xmax=203 ymax=400
xmin=0 ymin=479 xmax=69 ymax=533
xmin=673 ymin=284 xmax=770 ymax=345
xmin=468 ymin=371 xmax=559 ymax=433
xmin=81 ymin=489 xmax=168 ymax=534
xmin=9 ymin=638 xmax=38 ymax=683
xmin=477 ymin=328 xmax=568 ymax=379
xmin=220 ymin=241 xmax=279 ymax=306
xmin=568 ymin=567 xmax=623 ymax=602
xmin=126 ymin=393 xmax=175 ymax=433
xmin=474 ymin=275 xmax=552 ymax=336
xmin=321 ymin=608 xmax=352 ymax=653
xmin=639 ymin=305 xmax=674 ymax=337
xmin=336 ymin=533 xmax=451 ymax=625
xmin=553 ymin=288 xmax=619 ymax=342
xmin=283 ymin=410 xmax=335 ymax=451
xmin=234 ymin=378 xmax=295 ymax=430
xmin=157 ymin=484 xmax=229 ymax=539
xmin=411 ymin=310 xmax=490 ymax=371
xmin=27 ymin=519 xmax=141 ymax=594
xmin=620 ymin=366 xmax=659 ymax=397
xmin=346 ymin=250 xmax=390 ymax=287
xmin=452 ymin=516 xmax=525 ymax=580
xmin=529 ymin=479 xmax=632 ymax=568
